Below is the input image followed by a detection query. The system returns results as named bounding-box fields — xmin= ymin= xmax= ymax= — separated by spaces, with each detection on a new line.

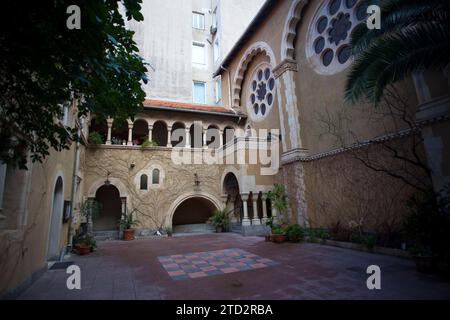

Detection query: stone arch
xmin=46 ymin=172 xmax=64 ymax=260
xmin=220 ymin=167 xmax=242 ymax=195
xmin=281 ymin=0 xmax=309 ymax=61
xmin=167 ymin=192 xmax=223 ymax=227
xmin=88 ymin=177 xmax=129 ymax=199
xmin=232 ymin=41 xmax=276 ymax=108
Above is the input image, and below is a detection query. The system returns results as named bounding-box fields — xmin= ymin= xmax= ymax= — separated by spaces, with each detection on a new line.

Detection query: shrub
xmin=208 ymin=209 xmax=230 ymax=229
xmin=88 ymin=131 xmax=103 ymax=145
xmin=350 ymin=232 xmax=377 ymax=250
xmin=285 ymin=224 xmax=304 ymax=242
xmin=329 ymin=221 xmax=351 ymax=242
xmin=140 ymin=139 xmax=158 ymax=149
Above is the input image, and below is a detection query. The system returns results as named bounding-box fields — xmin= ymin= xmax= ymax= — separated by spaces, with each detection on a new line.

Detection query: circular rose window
xmin=248 ymin=63 xmax=276 ymax=121
xmin=306 ymin=0 xmax=368 ymax=75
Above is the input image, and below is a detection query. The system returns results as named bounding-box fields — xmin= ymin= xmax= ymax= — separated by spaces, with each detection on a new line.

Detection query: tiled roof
xmin=143 ymin=99 xmax=246 ymax=117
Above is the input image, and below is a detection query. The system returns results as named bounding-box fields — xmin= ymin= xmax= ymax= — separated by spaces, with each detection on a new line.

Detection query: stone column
xmin=240 ymin=193 xmax=251 ymax=226
xmin=185 ymin=127 xmax=191 ymax=148
xmin=252 ymin=195 xmax=261 ymax=225
xmin=127 ymin=119 xmax=133 ymax=146
xmin=261 ymin=194 xmax=269 ymax=224
xmin=167 ymin=126 xmax=172 ymax=148
xmin=106 ymin=117 xmax=113 ymax=145
xmin=219 ymin=130 xmax=224 ymax=148
xmin=203 ymin=128 xmax=208 ymax=149
xmin=148 ymin=124 xmax=153 ymax=142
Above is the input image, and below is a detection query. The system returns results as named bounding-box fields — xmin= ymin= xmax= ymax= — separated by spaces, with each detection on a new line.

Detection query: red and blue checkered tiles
xmin=158 ymin=248 xmax=278 ymax=281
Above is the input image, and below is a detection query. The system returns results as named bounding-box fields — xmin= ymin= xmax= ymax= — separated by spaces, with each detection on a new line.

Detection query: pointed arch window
xmin=140 ymin=174 xmax=148 ymax=190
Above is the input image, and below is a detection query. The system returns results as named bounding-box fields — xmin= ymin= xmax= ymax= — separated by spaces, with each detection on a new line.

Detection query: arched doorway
xmin=47 ymin=176 xmax=63 ymax=260
xmin=94 ymin=185 xmax=123 ymax=231
xmin=223 ymin=172 xmax=242 ymax=223
xmin=172 ymin=197 xmax=218 ymax=233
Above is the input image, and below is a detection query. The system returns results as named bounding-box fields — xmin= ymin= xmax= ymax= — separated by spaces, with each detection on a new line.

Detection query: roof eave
xmin=143 ymin=105 xmax=247 ymax=119
xmin=213 ymin=0 xmax=278 ymax=77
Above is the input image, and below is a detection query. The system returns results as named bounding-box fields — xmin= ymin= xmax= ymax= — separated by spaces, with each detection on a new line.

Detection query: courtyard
xmin=17 ymin=233 xmax=450 ymax=300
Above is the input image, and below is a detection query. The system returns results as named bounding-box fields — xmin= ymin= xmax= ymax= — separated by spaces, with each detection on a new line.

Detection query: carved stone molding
xmin=281 ymin=148 xmax=309 ymax=165
xmin=273 ymin=59 xmax=298 ymax=79
xmin=416 ymin=94 xmax=450 ymax=124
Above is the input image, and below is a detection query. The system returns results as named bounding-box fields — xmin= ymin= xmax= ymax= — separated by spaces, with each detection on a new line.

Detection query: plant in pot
xmin=285 ymin=224 xmax=304 ymax=243
xmin=402 ymin=188 xmax=450 ymax=273
xmin=74 ymin=234 xmax=96 ymax=255
xmin=208 ymin=209 xmax=230 ymax=233
xmin=78 ymin=199 xmax=101 ymax=234
xmin=267 ymin=184 xmax=288 ymax=224
xmin=88 ymin=131 xmax=103 ymax=146
xmin=271 ymin=226 xmax=287 ymax=243
xmin=120 ymin=210 xmax=139 ymax=241
xmin=140 ymin=139 xmax=158 ymax=150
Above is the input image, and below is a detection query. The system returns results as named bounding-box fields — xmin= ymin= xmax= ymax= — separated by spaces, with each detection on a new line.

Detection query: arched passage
xmin=171 ymin=194 xmax=220 ymax=233
xmin=153 ymin=121 xmax=168 ymax=147
xmin=223 ymin=172 xmax=242 ymax=223
xmin=132 ymin=119 xmax=149 ymax=146
xmin=47 ymin=176 xmax=64 ymax=260
xmin=94 ymin=184 xmax=123 ymax=231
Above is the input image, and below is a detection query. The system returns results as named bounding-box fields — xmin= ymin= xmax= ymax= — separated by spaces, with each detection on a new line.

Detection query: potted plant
xmin=285 ymin=224 xmax=304 ymax=242
xmin=74 ymin=234 xmax=96 ymax=255
xmin=120 ymin=210 xmax=139 ymax=241
xmin=271 ymin=226 xmax=287 ymax=243
xmin=88 ymin=131 xmax=103 ymax=146
xmin=78 ymin=199 xmax=101 ymax=233
xmin=208 ymin=209 xmax=230 ymax=233
xmin=267 ymin=184 xmax=288 ymax=224
xmin=140 ymin=138 xmax=158 ymax=150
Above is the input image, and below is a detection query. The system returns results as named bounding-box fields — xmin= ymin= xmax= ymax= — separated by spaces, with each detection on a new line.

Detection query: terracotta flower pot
xmin=75 ymin=244 xmax=91 ymax=255
xmin=123 ymin=229 xmax=135 ymax=241
xmin=271 ymin=234 xmax=287 ymax=243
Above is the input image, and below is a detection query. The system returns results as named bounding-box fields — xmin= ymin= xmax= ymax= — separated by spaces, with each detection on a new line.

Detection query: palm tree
xmin=345 ymin=0 xmax=450 ymax=104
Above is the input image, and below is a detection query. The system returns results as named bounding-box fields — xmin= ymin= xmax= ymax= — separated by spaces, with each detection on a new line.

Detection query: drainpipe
xmin=66 ymin=105 xmax=82 ymax=256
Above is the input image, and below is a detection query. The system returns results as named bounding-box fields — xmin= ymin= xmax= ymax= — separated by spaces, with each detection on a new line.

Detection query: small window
xmin=215 ymin=78 xmax=222 ymax=103
xmin=140 ymin=174 xmax=148 ymax=190
xmin=152 ymin=169 xmax=160 ymax=185
xmin=192 ymin=12 xmax=205 ymax=30
xmin=193 ymin=81 xmax=206 ymax=104
xmin=192 ymin=42 xmax=205 ymax=64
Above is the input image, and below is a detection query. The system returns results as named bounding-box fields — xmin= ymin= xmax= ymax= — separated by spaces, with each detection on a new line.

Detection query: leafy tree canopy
xmin=0 ymin=0 xmax=148 ymax=169
xmin=345 ymin=0 xmax=450 ymax=104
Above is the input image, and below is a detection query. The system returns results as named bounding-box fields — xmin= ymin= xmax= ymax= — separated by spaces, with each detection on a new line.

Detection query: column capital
xmin=106 ymin=117 xmax=114 ymax=126
xmin=273 ymin=58 xmax=298 ymax=79
xmin=240 ymin=193 xmax=249 ymax=201
xmin=148 ymin=124 xmax=154 ymax=130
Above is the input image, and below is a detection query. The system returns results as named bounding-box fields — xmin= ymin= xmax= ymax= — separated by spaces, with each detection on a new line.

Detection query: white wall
xmin=127 ymin=0 xmax=264 ymax=105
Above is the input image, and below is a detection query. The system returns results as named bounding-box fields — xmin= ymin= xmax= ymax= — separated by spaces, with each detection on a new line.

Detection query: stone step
xmin=93 ymin=230 xmax=119 ymax=241
xmin=173 ymin=224 xmax=215 ymax=234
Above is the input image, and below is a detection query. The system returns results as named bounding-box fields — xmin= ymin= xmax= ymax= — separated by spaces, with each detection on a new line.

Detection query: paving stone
xmin=15 ymin=233 xmax=450 ymax=300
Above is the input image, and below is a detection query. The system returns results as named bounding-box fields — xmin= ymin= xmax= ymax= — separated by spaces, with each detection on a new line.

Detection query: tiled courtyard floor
xmin=18 ymin=233 xmax=450 ymax=300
